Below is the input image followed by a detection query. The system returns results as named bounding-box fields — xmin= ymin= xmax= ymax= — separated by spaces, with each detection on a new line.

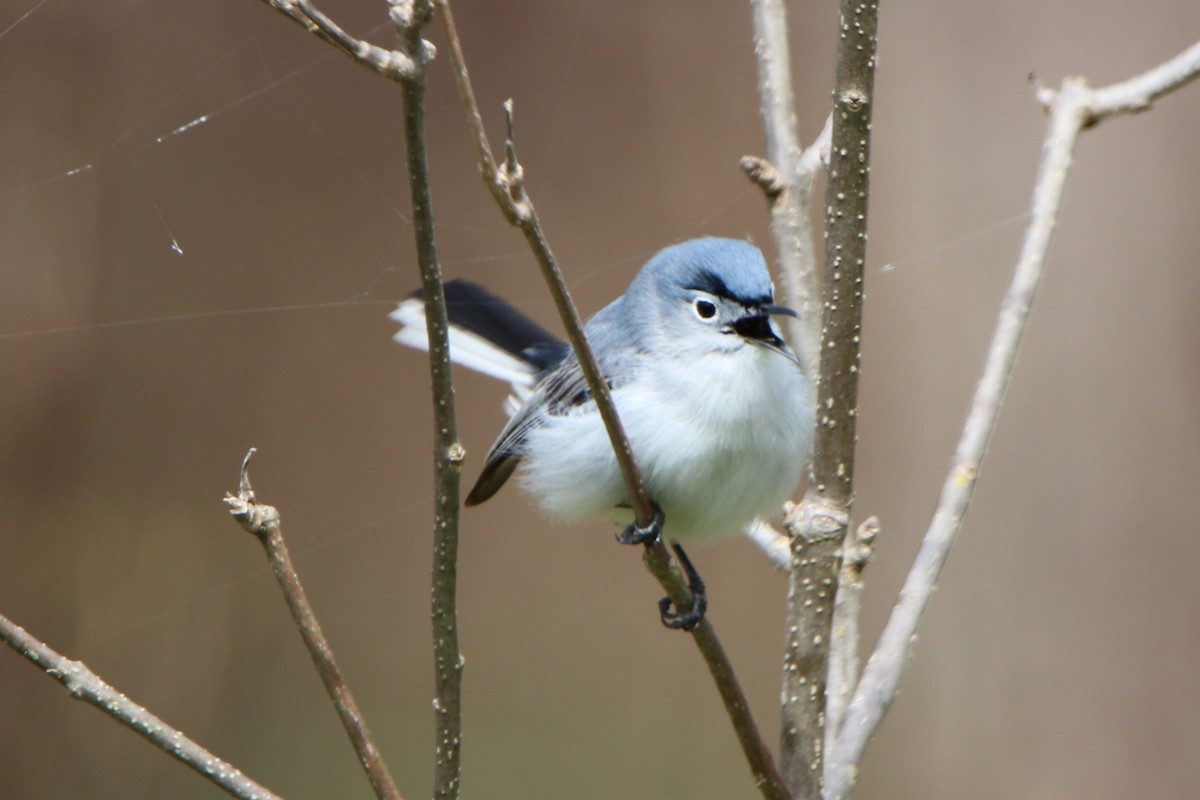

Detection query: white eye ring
xmin=693 ymin=298 xmax=718 ymax=320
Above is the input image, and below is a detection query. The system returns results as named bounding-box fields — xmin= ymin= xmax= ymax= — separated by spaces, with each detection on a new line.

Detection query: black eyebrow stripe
xmin=685 ymin=270 xmax=772 ymax=307
xmin=684 ymin=269 xmax=733 ymax=300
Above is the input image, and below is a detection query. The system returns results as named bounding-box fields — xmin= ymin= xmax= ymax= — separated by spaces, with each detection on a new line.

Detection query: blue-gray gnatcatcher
xmin=392 ymin=237 xmax=814 ymax=555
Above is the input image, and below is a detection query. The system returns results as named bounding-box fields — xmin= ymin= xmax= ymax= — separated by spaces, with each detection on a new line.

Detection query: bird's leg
xmin=616 ymin=501 xmax=664 ymax=545
xmin=658 ymin=541 xmax=707 ymax=631
xmin=616 ymin=505 xmax=707 ymax=630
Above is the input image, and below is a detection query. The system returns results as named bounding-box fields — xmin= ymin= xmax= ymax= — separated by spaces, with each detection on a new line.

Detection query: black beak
xmin=761 ymin=303 xmax=799 ymax=319
xmin=727 ymin=304 xmax=798 ymax=363
xmin=731 ymin=314 xmax=782 ymax=345
xmin=730 ymin=303 xmax=798 ymax=345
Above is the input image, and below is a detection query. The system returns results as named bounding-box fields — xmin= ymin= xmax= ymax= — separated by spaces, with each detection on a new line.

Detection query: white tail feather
xmin=391 ymin=298 xmax=536 ymax=415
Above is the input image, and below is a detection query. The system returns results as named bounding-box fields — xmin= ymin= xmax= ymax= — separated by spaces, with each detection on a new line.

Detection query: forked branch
xmin=778 ymin=2 xmax=880 ymax=797
xmin=823 ymin=39 xmax=1200 ymax=800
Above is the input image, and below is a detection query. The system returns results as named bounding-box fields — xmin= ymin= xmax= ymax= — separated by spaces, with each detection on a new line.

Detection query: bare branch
xmin=779 ymin=1 xmax=880 ymax=796
xmin=253 ymin=0 xmax=422 ymax=81
xmin=823 ymin=517 xmax=878 ymax=777
xmin=433 ymin=1 xmax=653 ymax=529
xmin=823 ymin=41 xmax=1200 ymax=800
xmin=225 ymin=451 xmax=403 ymax=800
xmin=433 ymin=3 xmax=790 ymax=797
xmin=386 ymin=5 xmax=468 ymax=798
xmin=260 ymin=2 xmax=468 ymax=791
xmin=743 ymin=519 xmax=792 ymax=571
xmin=747 ymin=0 xmax=825 ymax=385
xmin=640 ymin=547 xmax=792 ymax=800
xmin=0 ymin=611 xmax=285 ymax=800
xmin=1072 ymin=40 xmax=1200 ymax=120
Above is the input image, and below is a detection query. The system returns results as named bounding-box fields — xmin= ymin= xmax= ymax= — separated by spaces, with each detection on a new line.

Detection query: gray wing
xmin=464 ymin=295 xmax=642 ymax=506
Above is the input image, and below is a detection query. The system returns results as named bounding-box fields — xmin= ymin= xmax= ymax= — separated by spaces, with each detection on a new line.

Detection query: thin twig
xmin=823 ymin=41 xmax=1200 ymax=800
xmin=253 ymin=0 xmax=419 ymax=81
xmin=746 ymin=0 xmax=824 ymax=383
xmin=433 ymin=3 xmax=790 ymax=798
xmin=0 ymin=610 xmax=284 ymax=800
xmin=389 ymin=4 xmax=467 ymax=799
xmin=225 ymin=450 xmax=403 ymax=800
xmin=433 ymin=0 xmax=652 ymax=528
xmin=743 ymin=519 xmax=792 ymax=571
xmin=779 ymin=2 xmax=879 ymax=797
xmin=641 ymin=547 xmax=792 ymax=800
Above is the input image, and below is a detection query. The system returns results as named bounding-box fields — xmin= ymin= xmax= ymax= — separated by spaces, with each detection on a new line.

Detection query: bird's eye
xmin=693 ymin=298 xmax=718 ymax=320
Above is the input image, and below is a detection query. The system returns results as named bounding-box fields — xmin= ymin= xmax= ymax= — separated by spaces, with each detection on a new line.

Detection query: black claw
xmin=658 ymin=541 xmax=707 ymax=632
xmin=617 ymin=502 xmax=664 ymax=546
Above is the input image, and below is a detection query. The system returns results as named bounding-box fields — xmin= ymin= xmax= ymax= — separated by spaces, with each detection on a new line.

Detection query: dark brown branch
xmin=0 ymin=611 xmax=285 ymax=800
xmin=434 ymin=0 xmax=652 ymax=528
xmin=225 ymin=450 xmax=403 ymax=800
xmin=390 ymin=5 xmax=467 ymax=798
xmin=779 ymin=2 xmax=879 ymax=798
xmin=642 ymin=547 xmax=791 ymax=800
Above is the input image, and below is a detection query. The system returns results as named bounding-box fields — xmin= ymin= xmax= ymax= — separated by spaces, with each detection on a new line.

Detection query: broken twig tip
xmin=740 ymin=155 xmax=785 ymax=199
xmin=225 ymin=448 xmax=279 ymax=537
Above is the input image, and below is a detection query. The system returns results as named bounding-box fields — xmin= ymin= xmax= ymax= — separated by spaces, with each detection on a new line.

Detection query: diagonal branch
xmin=433 ymin=3 xmax=790 ymax=798
xmin=823 ymin=40 xmax=1200 ymax=800
xmin=0 ymin=610 xmax=285 ymax=800
xmin=253 ymin=0 xmax=419 ymax=81
xmin=225 ymin=449 xmax=403 ymax=800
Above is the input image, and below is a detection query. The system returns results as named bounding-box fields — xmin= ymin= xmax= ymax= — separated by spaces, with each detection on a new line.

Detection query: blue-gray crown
xmin=632 ymin=237 xmax=774 ymax=307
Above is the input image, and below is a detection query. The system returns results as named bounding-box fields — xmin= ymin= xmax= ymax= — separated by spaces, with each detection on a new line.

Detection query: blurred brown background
xmin=2 ymin=1 xmax=1199 ymax=798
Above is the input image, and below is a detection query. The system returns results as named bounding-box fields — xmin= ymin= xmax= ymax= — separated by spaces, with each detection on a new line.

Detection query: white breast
xmin=520 ymin=345 xmax=813 ymax=540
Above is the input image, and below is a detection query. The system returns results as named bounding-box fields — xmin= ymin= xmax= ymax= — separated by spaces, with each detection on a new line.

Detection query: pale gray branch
xmin=1083 ymin=40 xmax=1200 ymax=118
xmin=253 ymin=0 xmax=424 ymax=81
xmin=748 ymin=0 xmax=824 ymax=384
xmin=0 ymin=611 xmax=284 ymax=800
xmin=823 ymin=517 xmax=878 ymax=780
xmin=743 ymin=519 xmax=792 ymax=571
xmin=823 ymin=41 xmax=1200 ymax=800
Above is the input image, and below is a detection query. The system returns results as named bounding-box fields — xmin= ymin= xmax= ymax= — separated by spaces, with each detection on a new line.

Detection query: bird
xmin=391 ymin=237 xmax=814 ymax=547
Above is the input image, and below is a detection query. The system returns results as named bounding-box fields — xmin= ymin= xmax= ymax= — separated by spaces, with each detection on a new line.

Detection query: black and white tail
xmin=390 ymin=279 xmax=567 ymax=414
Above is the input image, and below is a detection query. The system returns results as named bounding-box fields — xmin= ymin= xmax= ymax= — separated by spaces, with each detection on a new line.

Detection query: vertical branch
xmin=823 ymin=517 xmax=877 ymax=766
xmin=392 ymin=2 xmax=464 ymax=798
xmin=779 ymin=2 xmax=879 ymax=798
xmin=747 ymin=0 xmax=823 ymax=383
